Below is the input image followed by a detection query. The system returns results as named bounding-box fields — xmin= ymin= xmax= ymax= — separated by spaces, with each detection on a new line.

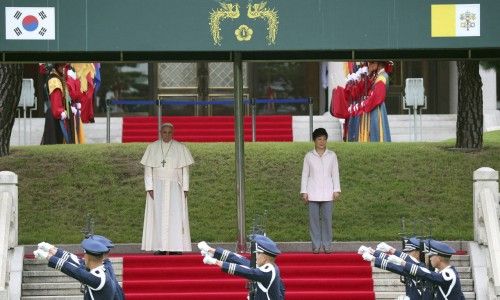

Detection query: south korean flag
xmin=5 ymin=7 xmax=55 ymax=40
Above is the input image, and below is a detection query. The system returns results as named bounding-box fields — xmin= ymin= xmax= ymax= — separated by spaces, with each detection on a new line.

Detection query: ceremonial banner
xmin=431 ymin=4 xmax=480 ymax=37
xmin=5 ymin=7 xmax=55 ymax=40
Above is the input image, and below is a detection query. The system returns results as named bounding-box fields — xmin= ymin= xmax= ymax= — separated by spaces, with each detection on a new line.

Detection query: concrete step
xmin=23 ymin=270 xmax=123 ymax=283
xmin=376 ymin=291 xmax=475 ymax=300
xmin=372 ymin=266 xmax=472 ymax=279
xmin=22 ymin=282 xmax=82 ymax=296
xmin=22 ymin=297 xmax=83 ymax=300
xmin=373 ymin=279 xmax=474 ymax=292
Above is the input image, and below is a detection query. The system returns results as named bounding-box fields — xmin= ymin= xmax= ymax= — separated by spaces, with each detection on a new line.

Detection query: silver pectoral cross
xmin=161 ymin=159 xmax=166 ymax=167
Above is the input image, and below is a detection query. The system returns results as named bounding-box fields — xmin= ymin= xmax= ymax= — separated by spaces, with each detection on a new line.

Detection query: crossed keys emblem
xmin=209 ymin=1 xmax=279 ymax=46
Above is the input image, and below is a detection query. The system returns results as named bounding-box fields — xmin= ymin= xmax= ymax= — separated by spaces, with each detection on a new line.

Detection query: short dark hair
xmin=312 ymin=128 xmax=328 ymax=140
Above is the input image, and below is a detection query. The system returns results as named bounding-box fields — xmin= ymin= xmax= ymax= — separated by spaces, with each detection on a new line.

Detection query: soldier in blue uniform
xmin=402 ymin=239 xmax=465 ymax=300
xmin=363 ymin=239 xmax=465 ymax=300
xmin=34 ymin=238 xmax=119 ymax=300
xmin=359 ymin=237 xmax=433 ymax=299
xmin=38 ymin=235 xmax=125 ymax=299
xmin=198 ymin=234 xmax=285 ymax=300
xmin=90 ymin=235 xmax=125 ymax=299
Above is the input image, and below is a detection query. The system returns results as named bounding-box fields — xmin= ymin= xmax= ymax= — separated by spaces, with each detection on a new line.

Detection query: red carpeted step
xmin=124 ymin=278 xmax=372 ymax=293
xmin=125 ymin=291 xmax=247 ymax=300
xmin=124 ymin=291 xmax=374 ymax=300
xmin=122 ymin=115 xmax=293 ymax=142
xmin=122 ymin=253 xmax=375 ymax=299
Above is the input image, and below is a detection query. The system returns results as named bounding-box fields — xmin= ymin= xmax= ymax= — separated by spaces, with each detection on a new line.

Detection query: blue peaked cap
xmin=427 ymin=239 xmax=456 ymax=258
xmin=81 ymin=238 xmax=109 ymax=256
xmin=89 ymin=235 xmax=114 ymax=249
xmin=251 ymin=234 xmax=281 ymax=257
xmin=402 ymin=237 xmax=422 ymax=252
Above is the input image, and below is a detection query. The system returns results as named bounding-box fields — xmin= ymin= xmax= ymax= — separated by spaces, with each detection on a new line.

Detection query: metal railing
xmin=105 ymin=98 xmax=314 ymax=143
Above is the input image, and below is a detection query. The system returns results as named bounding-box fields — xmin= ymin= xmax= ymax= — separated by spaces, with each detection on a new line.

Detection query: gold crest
xmin=235 ymin=25 xmax=253 ymax=41
xmin=209 ymin=3 xmax=241 ymax=46
xmin=209 ymin=1 xmax=279 ymax=46
xmin=247 ymin=2 xmax=279 ymax=45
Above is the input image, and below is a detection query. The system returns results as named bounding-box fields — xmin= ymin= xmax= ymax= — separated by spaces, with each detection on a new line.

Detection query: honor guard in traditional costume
xmin=198 ymin=234 xmax=285 ymax=300
xmin=359 ymin=237 xmax=433 ymax=299
xmin=35 ymin=238 xmax=119 ymax=300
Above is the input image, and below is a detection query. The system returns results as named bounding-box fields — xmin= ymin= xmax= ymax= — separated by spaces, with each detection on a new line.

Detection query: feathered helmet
xmin=368 ymin=61 xmax=394 ymax=74
xmin=378 ymin=61 xmax=394 ymax=74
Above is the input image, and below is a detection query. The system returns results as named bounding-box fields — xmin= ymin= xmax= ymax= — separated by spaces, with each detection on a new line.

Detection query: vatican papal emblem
xmin=459 ymin=11 xmax=476 ymax=31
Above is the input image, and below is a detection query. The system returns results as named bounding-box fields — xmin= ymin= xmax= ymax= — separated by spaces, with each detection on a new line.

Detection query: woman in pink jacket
xmin=300 ymin=128 xmax=341 ymax=253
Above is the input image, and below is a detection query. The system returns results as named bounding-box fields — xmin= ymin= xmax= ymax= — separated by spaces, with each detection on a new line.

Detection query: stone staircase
xmin=374 ymin=254 xmax=475 ymax=299
xmin=21 ymin=257 xmax=123 ymax=300
xmin=21 ymin=254 xmax=474 ymax=299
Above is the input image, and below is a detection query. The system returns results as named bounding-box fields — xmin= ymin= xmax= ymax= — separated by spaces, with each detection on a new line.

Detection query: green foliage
xmin=1 ymin=131 xmax=499 ymax=244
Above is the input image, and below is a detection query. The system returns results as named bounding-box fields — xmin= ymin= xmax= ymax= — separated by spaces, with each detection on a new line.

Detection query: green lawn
xmin=1 ymin=131 xmax=499 ymax=244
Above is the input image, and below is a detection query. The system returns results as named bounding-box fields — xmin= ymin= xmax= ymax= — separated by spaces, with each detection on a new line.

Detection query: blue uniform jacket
xmin=51 ymin=248 xmax=122 ymax=300
xmin=214 ymin=248 xmax=285 ymax=300
xmin=403 ymin=261 xmax=465 ymax=300
xmin=374 ymin=250 xmax=433 ymax=299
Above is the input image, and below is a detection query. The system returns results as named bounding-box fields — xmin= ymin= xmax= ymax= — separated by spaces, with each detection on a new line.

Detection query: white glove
xmin=357 ymin=245 xmax=369 ymax=255
xmin=76 ymin=102 xmax=81 ymax=110
xmin=37 ymin=242 xmax=54 ymax=252
xmin=71 ymin=106 xmax=77 ymax=114
xmin=66 ymin=69 xmax=77 ymax=80
xmin=362 ymin=252 xmax=375 ymax=262
xmin=60 ymin=111 xmax=67 ymax=120
xmin=201 ymin=250 xmax=214 ymax=258
xmin=33 ymin=249 xmax=49 ymax=260
xmin=376 ymin=242 xmax=394 ymax=253
xmin=387 ymin=255 xmax=405 ymax=266
xmin=359 ymin=66 xmax=368 ymax=75
xmin=198 ymin=241 xmax=211 ymax=252
xmin=203 ymin=255 xmax=218 ymax=265
xmin=357 ymin=245 xmax=374 ymax=255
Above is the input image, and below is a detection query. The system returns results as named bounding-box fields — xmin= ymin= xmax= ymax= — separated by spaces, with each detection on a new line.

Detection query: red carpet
xmin=122 ymin=252 xmax=375 ymax=300
xmin=122 ymin=116 xmax=293 ymax=143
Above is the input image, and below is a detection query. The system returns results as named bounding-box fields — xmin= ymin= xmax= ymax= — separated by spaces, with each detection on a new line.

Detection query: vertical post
xmin=473 ymin=167 xmax=499 ymax=243
xmin=106 ymin=99 xmax=111 ymax=143
xmin=0 ymin=171 xmax=18 ymax=295
xmin=413 ymin=106 xmax=417 ymax=141
xmin=308 ymin=97 xmax=314 ymax=141
xmin=251 ymin=98 xmax=256 ymax=142
xmin=157 ymin=99 xmax=162 ymax=140
xmin=234 ymin=52 xmax=246 ymax=253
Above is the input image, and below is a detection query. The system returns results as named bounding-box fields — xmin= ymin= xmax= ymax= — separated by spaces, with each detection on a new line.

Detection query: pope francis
xmin=140 ymin=123 xmax=194 ymax=254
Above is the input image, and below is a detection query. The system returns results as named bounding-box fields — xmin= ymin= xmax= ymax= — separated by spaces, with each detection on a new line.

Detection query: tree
xmin=0 ymin=64 xmax=23 ymax=157
xmin=456 ymin=61 xmax=483 ymax=149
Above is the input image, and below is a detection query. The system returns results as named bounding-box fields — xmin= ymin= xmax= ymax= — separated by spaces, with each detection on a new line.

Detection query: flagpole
xmin=233 ymin=52 xmax=246 ymax=253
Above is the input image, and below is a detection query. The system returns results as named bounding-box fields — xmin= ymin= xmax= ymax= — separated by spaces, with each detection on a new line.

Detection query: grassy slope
xmin=1 ymin=131 xmax=499 ymax=244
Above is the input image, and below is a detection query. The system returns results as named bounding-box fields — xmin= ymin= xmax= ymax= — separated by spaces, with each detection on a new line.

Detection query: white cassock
xmin=140 ymin=139 xmax=194 ymax=251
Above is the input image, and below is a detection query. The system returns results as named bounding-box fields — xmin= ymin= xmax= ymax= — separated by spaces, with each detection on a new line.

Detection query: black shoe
xmin=154 ymin=251 xmax=167 ymax=255
xmin=167 ymin=251 xmax=182 ymax=255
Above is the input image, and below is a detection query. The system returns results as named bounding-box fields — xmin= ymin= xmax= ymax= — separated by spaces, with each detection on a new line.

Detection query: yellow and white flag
xmin=431 ymin=4 xmax=480 ymax=37
xmin=5 ymin=7 xmax=55 ymax=40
